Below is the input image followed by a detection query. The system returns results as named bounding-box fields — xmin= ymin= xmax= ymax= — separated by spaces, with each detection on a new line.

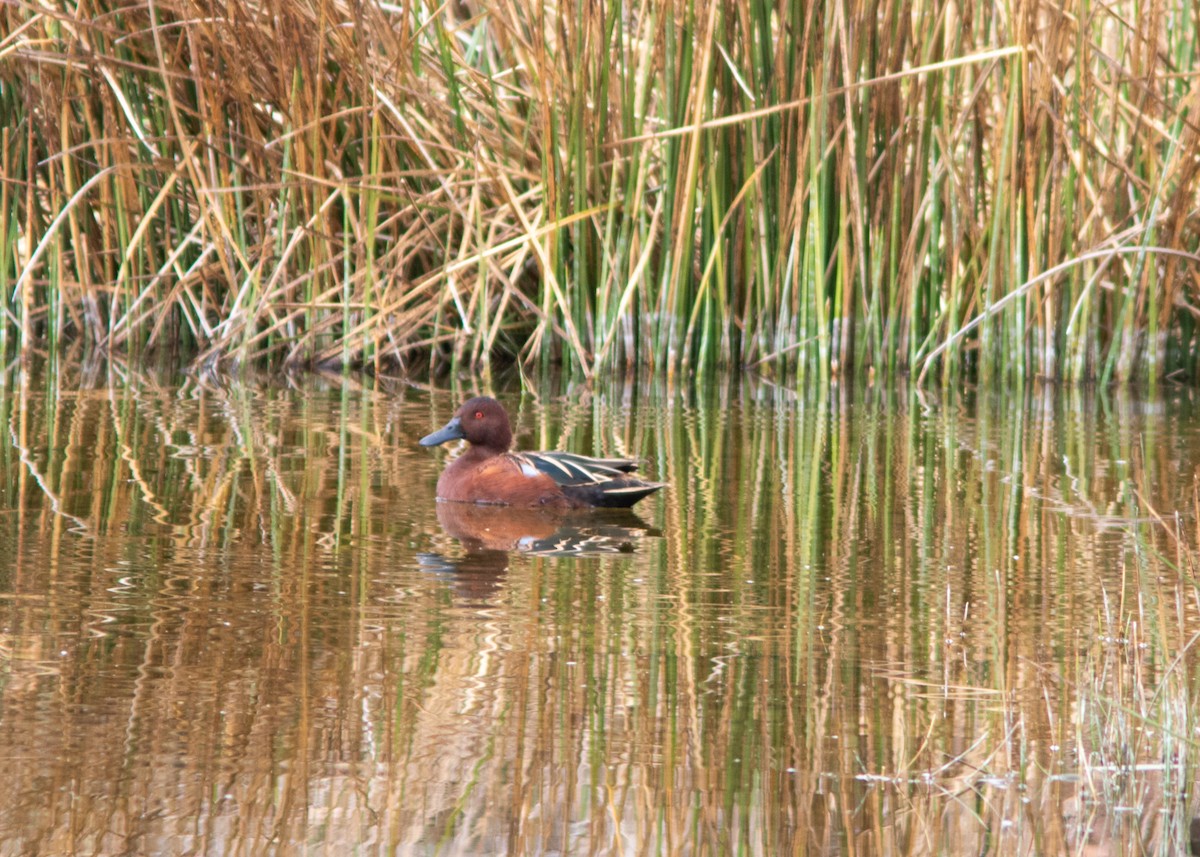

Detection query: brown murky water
xmin=1 ymin=360 xmax=1198 ymax=855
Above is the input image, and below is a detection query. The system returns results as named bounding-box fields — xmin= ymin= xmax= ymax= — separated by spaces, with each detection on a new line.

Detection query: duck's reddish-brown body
xmin=436 ymin=446 xmax=580 ymax=508
xmin=419 ymin=396 xmax=663 ymax=509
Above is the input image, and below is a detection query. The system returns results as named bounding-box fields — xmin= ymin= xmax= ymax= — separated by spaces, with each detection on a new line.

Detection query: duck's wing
xmin=542 ymin=451 xmax=642 ymax=474
xmin=522 ymin=451 xmax=639 ymax=485
xmin=521 ymin=451 xmax=665 ymax=508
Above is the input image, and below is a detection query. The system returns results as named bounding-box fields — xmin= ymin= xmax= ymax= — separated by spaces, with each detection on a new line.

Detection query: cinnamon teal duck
xmin=419 ymin=396 xmax=664 ymax=509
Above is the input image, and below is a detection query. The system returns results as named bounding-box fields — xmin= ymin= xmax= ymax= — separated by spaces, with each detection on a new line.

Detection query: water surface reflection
xmin=0 ymin=361 xmax=1197 ymax=855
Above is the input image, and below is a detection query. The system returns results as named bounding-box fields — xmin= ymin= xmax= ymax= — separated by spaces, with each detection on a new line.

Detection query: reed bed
xmin=1 ymin=0 xmax=1198 ymax=382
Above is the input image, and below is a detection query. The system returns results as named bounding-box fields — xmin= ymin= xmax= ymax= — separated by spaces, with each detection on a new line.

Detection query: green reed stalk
xmin=980 ymin=78 xmax=1018 ymax=386
xmin=0 ymin=126 xmax=11 ymax=360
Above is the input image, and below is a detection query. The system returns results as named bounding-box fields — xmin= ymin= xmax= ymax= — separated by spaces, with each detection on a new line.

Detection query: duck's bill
xmin=419 ymin=417 xmax=465 ymax=446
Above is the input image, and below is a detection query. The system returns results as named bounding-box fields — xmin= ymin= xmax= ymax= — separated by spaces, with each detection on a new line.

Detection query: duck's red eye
xmin=474 ymin=411 xmax=484 ymax=420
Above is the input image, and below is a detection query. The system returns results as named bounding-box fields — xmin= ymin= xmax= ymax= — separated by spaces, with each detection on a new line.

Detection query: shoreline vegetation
xmin=2 ymin=0 xmax=1199 ymax=383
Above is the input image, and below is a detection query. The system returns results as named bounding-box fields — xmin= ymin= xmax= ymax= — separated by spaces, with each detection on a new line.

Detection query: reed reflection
xmin=0 ymin=358 xmax=1198 ymax=855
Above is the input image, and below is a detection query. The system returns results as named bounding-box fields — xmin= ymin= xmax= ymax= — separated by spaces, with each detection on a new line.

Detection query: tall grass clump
xmin=1 ymin=0 xmax=1199 ymax=382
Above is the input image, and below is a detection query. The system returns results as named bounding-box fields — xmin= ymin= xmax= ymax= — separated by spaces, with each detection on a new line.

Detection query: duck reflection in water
xmin=420 ymin=503 xmax=660 ymax=601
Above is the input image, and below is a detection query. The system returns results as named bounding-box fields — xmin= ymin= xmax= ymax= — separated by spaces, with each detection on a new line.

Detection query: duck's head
xmin=419 ymin=396 xmax=513 ymax=452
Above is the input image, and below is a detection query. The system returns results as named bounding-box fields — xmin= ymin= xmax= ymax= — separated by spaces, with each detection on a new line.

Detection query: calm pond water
xmin=1 ymin=359 xmax=1198 ymax=856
